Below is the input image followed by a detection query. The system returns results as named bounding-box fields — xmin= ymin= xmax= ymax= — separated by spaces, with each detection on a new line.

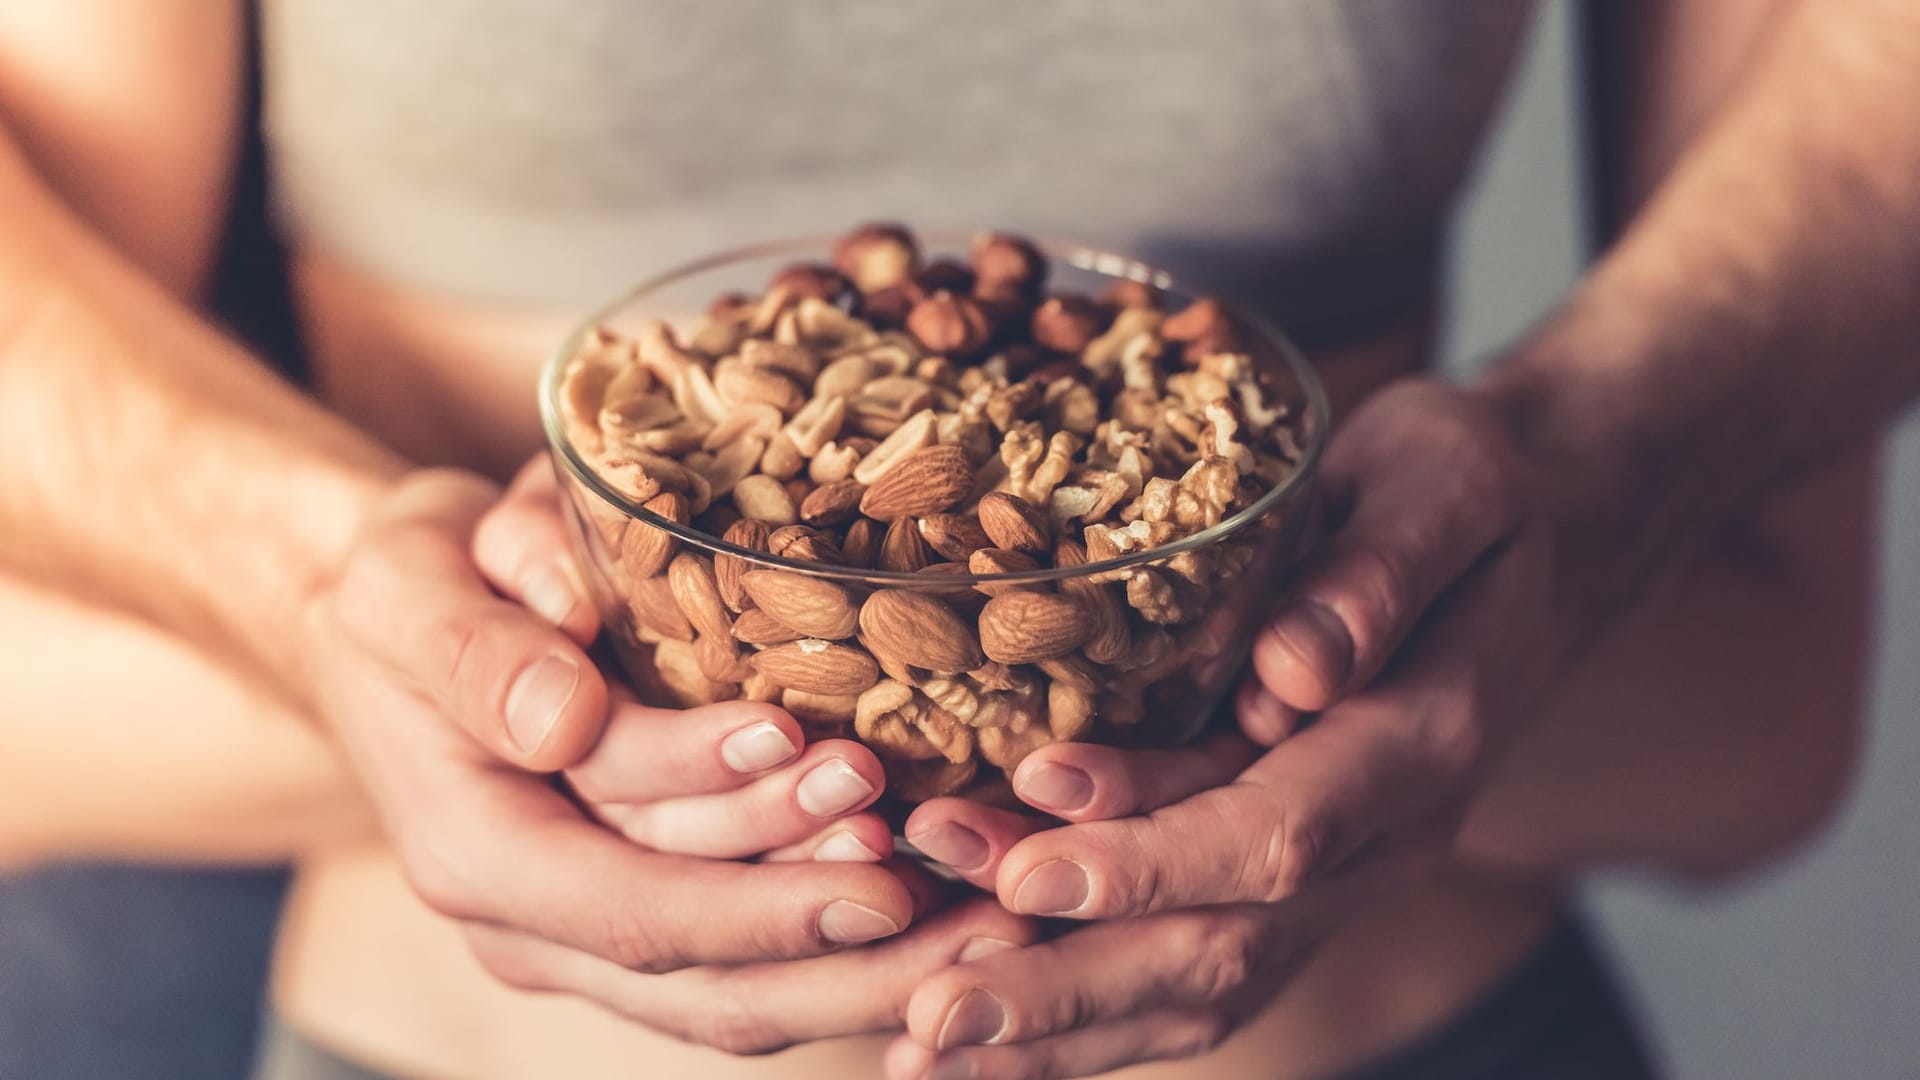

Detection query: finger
xmin=1251 ymin=392 xmax=1520 ymax=711
xmin=1007 ymin=729 xmax=1258 ymax=822
xmin=335 ymin=469 xmax=610 ymax=771
xmin=886 ymin=1007 xmax=1228 ymax=1080
xmin=911 ymin=856 xmax=1422 ymax=1056
xmin=566 ymin=696 xmax=807 ymax=803
xmin=472 ymin=455 xmax=599 ymax=644
xmin=1234 ymin=677 xmax=1301 ymax=747
xmin=761 ymin=815 xmax=897 ymax=863
xmin=401 ymin=760 xmax=919 ymax=969
xmin=590 ymin=741 xmax=888 ymax=858
xmin=904 ymin=799 xmax=1050 ymax=890
xmin=995 ymin=674 xmax=1469 ymax=917
xmin=465 ymin=896 xmax=1040 ymax=1056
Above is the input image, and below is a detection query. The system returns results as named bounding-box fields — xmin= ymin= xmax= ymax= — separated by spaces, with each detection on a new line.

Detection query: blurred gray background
xmin=1445 ymin=3 xmax=1920 ymax=1076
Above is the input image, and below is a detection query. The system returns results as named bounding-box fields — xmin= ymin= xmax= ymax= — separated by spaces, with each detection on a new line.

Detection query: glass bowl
xmin=539 ymin=231 xmax=1329 ymax=811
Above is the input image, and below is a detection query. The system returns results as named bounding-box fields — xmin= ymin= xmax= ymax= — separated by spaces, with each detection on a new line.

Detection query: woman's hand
xmin=887 ymin=378 xmax=1603 ymax=1079
xmin=303 ymin=456 xmax=1040 ymax=1052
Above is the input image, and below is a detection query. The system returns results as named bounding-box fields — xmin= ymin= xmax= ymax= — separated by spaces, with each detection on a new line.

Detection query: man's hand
xmin=888 ymin=379 xmax=1588 ymax=1079
xmin=301 ymin=458 xmax=1040 ymax=1051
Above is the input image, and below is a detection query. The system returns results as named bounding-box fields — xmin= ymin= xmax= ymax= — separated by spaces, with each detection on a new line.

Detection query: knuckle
xmin=599 ymin=913 xmax=685 ymax=975
xmin=692 ymin=998 xmax=793 ymax=1057
xmin=1186 ymin=920 xmax=1260 ymax=1002
xmin=1241 ymin=797 xmax=1330 ymax=902
xmin=1040 ymin=977 xmax=1101 ymax=1039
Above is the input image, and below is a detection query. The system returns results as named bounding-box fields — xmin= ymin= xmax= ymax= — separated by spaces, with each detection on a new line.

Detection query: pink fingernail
xmin=1015 ymin=763 xmax=1092 ymax=814
xmin=797 ymin=758 xmax=875 ymax=817
xmin=957 ymin=936 xmax=1018 ymax=963
xmin=813 ymin=830 xmax=883 ymax=862
xmin=1011 ymin=859 xmax=1089 ymax=915
xmin=524 ymin=564 xmax=579 ymax=626
xmin=936 ymin=987 xmax=1007 ymax=1048
xmin=1266 ymin=601 xmax=1353 ymax=695
xmin=505 ymin=655 xmax=578 ymax=755
xmin=818 ymin=900 xmax=901 ymax=944
xmin=720 ymin=721 xmax=798 ymax=773
xmin=906 ymin=822 xmax=989 ymax=872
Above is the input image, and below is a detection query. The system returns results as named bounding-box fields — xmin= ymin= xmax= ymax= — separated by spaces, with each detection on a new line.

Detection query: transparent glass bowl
xmin=539 ymin=232 xmax=1329 ymax=810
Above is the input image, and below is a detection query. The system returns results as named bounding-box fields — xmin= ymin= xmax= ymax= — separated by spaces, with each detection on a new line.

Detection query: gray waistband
xmin=254 ymin=1017 xmax=399 ymax=1080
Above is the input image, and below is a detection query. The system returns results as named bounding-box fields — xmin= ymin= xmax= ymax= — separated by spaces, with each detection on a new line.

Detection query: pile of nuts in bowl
xmin=554 ymin=224 xmax=1315 ymax=806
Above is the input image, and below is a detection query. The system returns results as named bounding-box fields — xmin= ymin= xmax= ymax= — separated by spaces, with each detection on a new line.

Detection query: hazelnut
xmin=915 ymin=258 xmax=978 ymax=296
xmin=906 ymin=291 xmax=993 ymax=356
xmin=971 ymin=232 xmax=1046 ymax=299
xmin=769 ymin=262 xmax=855 ymax=307
xmin=831 ymin=222 xmax=920 ymax=293
xmin=1030 ymin=294 xmax=1106 ymax=353
xmin=862 ymin=284 xmax=919 ymax=328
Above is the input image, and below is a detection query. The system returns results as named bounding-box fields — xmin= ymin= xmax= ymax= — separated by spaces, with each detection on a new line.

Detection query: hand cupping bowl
xmin=539 ymin=227 xmax=1328 ymax=809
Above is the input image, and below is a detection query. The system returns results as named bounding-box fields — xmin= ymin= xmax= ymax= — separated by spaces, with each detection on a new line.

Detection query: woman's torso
xmin=262 ymin=4 xmax=1581 ymax=1077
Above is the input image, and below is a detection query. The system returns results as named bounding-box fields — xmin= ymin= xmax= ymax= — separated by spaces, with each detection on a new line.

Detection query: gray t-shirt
xmin=261 ymin=0 xmax=1534 ymax=344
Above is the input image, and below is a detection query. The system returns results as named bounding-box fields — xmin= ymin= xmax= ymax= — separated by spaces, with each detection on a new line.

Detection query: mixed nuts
xmin=556 ymin=225 xmax=1312 ymax=806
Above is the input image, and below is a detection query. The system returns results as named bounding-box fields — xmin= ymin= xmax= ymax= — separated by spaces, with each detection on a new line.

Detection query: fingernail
xmin=1015 ymin=763 xmax=1093 ymax=814
xmin=957 ymin=936 xmax=1018 ymax=963
xmin=925 ymin=1057 xmax=979 ymax=1080
xmin=505 ymin=655 xmax=579 ymax=755
xmin=1267 ymin=601 xmax=1353 ymax=695
xmin=813 ymin=830 xmax=883 ymax=863
xmin=936 ymin=987 xmax=1007 ymax=1049
xmin=1011 ymin=859 xmax=1089 ymax=915
xmin=818 ymin=900 xmax=901 ymax=944
xmin=797 ymin=758 xmax=876 ymax=817
xmin=906 ymin=822 xmax=989 ymax=872
xmin=523 ymin=564 xmax=580 ymax=627
xmin=720 ymin=720 xmax=798 ymax=773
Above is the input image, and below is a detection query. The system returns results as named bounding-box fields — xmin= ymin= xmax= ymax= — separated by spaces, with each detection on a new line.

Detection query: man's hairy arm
xmin=0 ymin=125 xmax=407 ymax=697
xmin=1490 ymin=0 xmax=1920 ymax=604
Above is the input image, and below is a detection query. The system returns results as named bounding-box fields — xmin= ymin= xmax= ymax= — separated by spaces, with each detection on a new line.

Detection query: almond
xmin=667 ymin=553 xmax=732 ymax=641
xmin=767 ymin=524 xmax=845 ymax=565
xmin=841 ymin=518 xmax=879 ymax=568
xmin=859 ymin=444 xmax=973 ymax=522
xmin=740 ymin=570 xmax=860 ymax=639
xmin=799 ymin=478 xmax=866 ymax=527
xmin=650 ymin=638 xmax=736 ymax=706
xmin=750 ymin=639 xmax=880 ymax=696
xmin=878 ymin=516 xmax=933 ymax=572
xmin=858 ymin=590 xmax=985 ymax=673
xmin=696 ymin=632 xmax=756 ymax=682
xmin=968 ymin=548 xmax=1041 ymax=596
xmin=977 ymin=591 xmax=1093 ymax=663
xmin=732 ymin=607 xmax=805 ymax=646
xmin=1069 ymin=580 xmax=1132 ymax=664
xmin=619 ymin=490 xmax=688 ymax=578
xmin=716 ymin=518 xmax=769 ymax=612
xmin=977 ymin=491 xmax=1051 ymax=553
xmin=917 ymin=512 xmax=991 ymax=561
xmin=627 ymin=573 xmax=694 ymax=642
xmin=914 ymin=562 xmax=989 ymax=617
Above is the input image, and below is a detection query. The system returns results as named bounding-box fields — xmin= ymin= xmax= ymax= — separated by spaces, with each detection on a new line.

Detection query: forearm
xmin=1487 ymin=0 xmax=1920 ymax=611
xmin=0 ymin=129 xmax=407 ymax=697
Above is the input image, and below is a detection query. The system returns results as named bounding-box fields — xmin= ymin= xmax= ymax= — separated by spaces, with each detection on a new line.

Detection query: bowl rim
xmin=539 ymin=230 xmax=1330 ymax=586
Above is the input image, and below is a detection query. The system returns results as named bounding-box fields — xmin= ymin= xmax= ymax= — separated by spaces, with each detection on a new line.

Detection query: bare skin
xmin=0 ymin=0 xmax=1908 ymax=1077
